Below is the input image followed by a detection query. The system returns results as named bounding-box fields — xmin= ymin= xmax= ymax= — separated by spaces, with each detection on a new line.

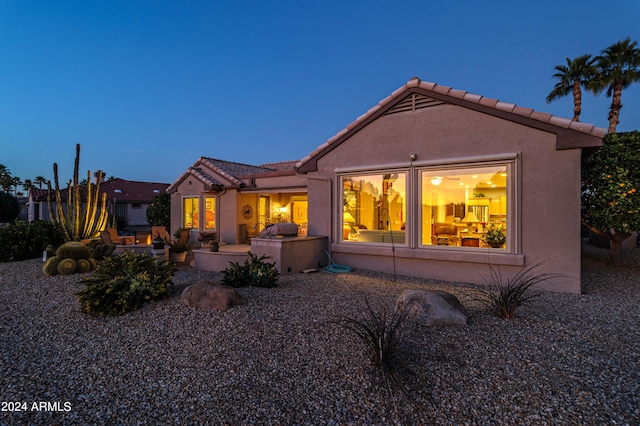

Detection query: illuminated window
xmin=341 ymin=172 xmax=406 ymax=244
xmin=421 ymin=165 xmax=508 ymax=249
xmin=204 ymin=197 xmax=216 ymax=230
xmin=183 ymin=197 xmax=198 ymax=229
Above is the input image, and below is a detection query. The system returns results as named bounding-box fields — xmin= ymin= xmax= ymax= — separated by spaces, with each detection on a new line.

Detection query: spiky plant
xmin=47 ymin=144 xmax=108 ymax=241
xmin=472 ymin=260 xmax=564 ymax=319
xmin=331 ymin=297 xmax=415 ymax=396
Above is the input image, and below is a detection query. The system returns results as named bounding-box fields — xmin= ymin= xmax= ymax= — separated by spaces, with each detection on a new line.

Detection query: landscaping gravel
xmin=1 ymin=240 xmax=639 ymax=425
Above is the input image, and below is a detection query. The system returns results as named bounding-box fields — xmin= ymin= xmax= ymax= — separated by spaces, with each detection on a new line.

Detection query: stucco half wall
xmin=302 ymin=97 xmax=594 ymax=294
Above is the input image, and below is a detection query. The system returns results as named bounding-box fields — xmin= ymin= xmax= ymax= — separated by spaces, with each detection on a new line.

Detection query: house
xmin=166 ymin=158 xmax=308 ymax=244
xmin=28 ymin=178 xmax=170 ymax=227
xmin=294 ymin=77 xmax=605 ymax=293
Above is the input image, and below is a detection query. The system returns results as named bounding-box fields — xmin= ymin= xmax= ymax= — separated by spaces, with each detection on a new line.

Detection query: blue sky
xmin=1 ymin=1 xmax=639 ymax=190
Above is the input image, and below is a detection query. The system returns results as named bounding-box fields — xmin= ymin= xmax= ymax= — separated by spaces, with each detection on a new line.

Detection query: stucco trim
xmin=331 ymin=243 xmax=525 ymax=266
xmin=334 ymin=153 xmax=519 ymax=174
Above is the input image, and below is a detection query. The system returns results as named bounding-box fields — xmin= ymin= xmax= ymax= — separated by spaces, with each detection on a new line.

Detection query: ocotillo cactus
xmin=47 ymin=144 xmax=109 ymax=241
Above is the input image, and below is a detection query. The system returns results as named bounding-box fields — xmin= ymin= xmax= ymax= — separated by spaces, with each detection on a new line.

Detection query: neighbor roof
xmin=295 ymin=77 xmax=607 ymax=173
xmin=31 ymin=178 xmax=169 ymax=203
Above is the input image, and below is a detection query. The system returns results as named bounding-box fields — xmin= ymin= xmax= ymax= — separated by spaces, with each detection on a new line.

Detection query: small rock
xmin=396 ymin=289 xmax=467 ymax=326
xmin=180 ymin=281 xmax=245 ymax=311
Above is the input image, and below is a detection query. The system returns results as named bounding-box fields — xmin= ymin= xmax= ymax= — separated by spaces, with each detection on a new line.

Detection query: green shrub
xmin=0 ymin=191 xmax=20 ymax=222
xmin=76 ymin=252 xmax=176 ymax=316
xmin=221 ymin=252 xmax=279 ymax=288
xmin=0 ymin=221 xmax=66 ymax=262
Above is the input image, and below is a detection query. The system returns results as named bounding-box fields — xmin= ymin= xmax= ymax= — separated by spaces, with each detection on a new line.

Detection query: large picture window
xmin=341 ymin=172 xmax=406 ymax=244
xmin=421 ymin=165 xmax=508 ymax=249
xmin=183 ymin=197 xmax=198 ymax=229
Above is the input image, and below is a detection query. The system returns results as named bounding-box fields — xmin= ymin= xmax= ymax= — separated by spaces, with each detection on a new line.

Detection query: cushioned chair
xmin=151 ymin=226 xmax=170 ymax=243
xmin=431 ymin=223 xmax=460 ymax=246
xmin=103 ymin=228 xmax=124 ymax=244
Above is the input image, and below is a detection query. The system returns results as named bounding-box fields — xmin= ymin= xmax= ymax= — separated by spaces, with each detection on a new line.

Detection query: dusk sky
xmin=1 ymin=1 xmax=639 ymax=190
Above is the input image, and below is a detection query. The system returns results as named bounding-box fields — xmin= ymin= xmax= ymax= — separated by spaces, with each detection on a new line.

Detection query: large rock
xmin=396 ymin=290 xmax=467 ymax=326
xmin=181 ymin=281 xmax=245 ymax=311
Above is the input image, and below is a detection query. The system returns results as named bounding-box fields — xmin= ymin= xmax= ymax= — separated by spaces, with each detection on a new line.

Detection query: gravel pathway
xmin=1 ymin=241 xmax=639 ymax=425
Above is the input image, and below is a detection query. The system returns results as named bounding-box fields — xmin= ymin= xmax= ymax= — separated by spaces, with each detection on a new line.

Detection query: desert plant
xmin=56 ymin=241 xmax=91 ymax=260
xmin=472 ymin=261 xmax=564 ymax=319
xmin=57 ymin=258 xmax=78 ymax=275
xmin=47 ymin=144 xmax=108 ymax=241
xmin=331 ymin=297 xmax=416 ymax=396
xmin=90 ymin=242 xmax=116 ymax=260
xmin=76 ymin=258 xmax=92 ymax=273
xmin=197 ymin=231 xmax=218 ymax=243
xmin=221 ymin=252 xmax=279 ymax=288
xmin=43 ymin=256 xmax=61 ymax=276
xmin=76 ymin=251 xmax=176 ymax=316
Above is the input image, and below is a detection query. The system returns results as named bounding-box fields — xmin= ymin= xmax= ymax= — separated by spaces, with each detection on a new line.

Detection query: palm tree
xmin=546 ymin=54 xmax=597 ymax=121
xmin=10 ymin=176 xmax=22 ymax=196
xmin=593 ymin=37 xmax=640 ymax=133
xmin=34 ymin=175 xmax=47 ymax=189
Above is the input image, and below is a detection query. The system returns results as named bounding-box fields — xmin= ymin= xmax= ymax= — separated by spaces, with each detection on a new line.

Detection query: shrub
xmin=0 ymin=191 xmax=20 ymax=222
xmin=76 ymin=252 xmax=176 ymax=316
xmin=146 ymin=192 xmax=170 ymax=227
xmin=0 ymin=221 xmax=66 ymax=262
xmin=472 ymin=261 xmax=564 ymax=319
xmin=221 ymin=252 xmax=279 ymax=288
xmin=331 ymin=297 xmax=416 ymax=395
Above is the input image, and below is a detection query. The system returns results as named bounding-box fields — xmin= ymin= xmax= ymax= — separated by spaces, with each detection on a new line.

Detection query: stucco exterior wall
xmin=308 ymin=104 xmax=583 ymax=293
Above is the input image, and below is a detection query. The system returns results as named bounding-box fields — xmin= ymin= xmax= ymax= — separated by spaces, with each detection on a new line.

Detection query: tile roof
xmin=295 ymin=77 xmax=606 ymax=173
xmin=31 ymin=178 xmax=169 ymax=203
xmin=167 ymin=157 xmax=300 ymax=192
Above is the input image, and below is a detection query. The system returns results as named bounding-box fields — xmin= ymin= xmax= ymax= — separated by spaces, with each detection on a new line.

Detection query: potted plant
xmin=152 ymin=232 xmax=166 ymax=250
xmin=483 ymin=224 xmax=506 ymax=248
xmin=197 ymin=231 xmax=218 ymax=252
xmin=169 ymin=240 xmax=189 ymax=262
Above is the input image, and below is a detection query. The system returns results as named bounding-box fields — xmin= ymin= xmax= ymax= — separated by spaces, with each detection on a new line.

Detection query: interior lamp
xmin=461 ymin=209 xmax=480 ymax=229
xmin=343 ymin=211 xmax=356 ymax=240
xmin=430 ymin=176 xmax=443 ymax=186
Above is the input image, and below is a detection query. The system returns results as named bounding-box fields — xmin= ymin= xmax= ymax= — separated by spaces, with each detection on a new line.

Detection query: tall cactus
xmin=47 ymin=144 xmax=109 ymax=241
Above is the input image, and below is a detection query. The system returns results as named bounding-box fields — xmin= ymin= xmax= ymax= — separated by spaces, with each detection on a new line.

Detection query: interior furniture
xmin=431 ymin=223 xmax=460 ymax=246
xmin=357 ymin=229 xmax=405 ymax=244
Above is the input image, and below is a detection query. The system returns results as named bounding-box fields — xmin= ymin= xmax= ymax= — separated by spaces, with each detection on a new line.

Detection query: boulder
xmin=396 ymin=290 xmax=467 ymax=326
xmin=181 ymin=281 xmax=245 ymax=311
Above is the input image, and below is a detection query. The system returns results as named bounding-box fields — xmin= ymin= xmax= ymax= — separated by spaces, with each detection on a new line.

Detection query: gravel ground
xmin=1 ymin=240 xmax=639 ymax=425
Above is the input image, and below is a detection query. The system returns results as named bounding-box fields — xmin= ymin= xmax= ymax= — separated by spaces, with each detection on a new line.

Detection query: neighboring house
xmin=28 ymin=178 xmax=170 ymax=227
xmin=294 ymin=77 xmax=605 ymax=294
xmin=167 ymin=158 xmax=307 ymax=244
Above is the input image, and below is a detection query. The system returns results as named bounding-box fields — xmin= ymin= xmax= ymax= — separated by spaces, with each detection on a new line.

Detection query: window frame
xmin=417 ymin=160 xmax=514 ymax=253
xmin=337 ymin=169 xmax=409 ymax=246
xmin=335 ymin=154 xmax=519 ymax=254
xmin=182 ymin=196 xmax=199 ymax=230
